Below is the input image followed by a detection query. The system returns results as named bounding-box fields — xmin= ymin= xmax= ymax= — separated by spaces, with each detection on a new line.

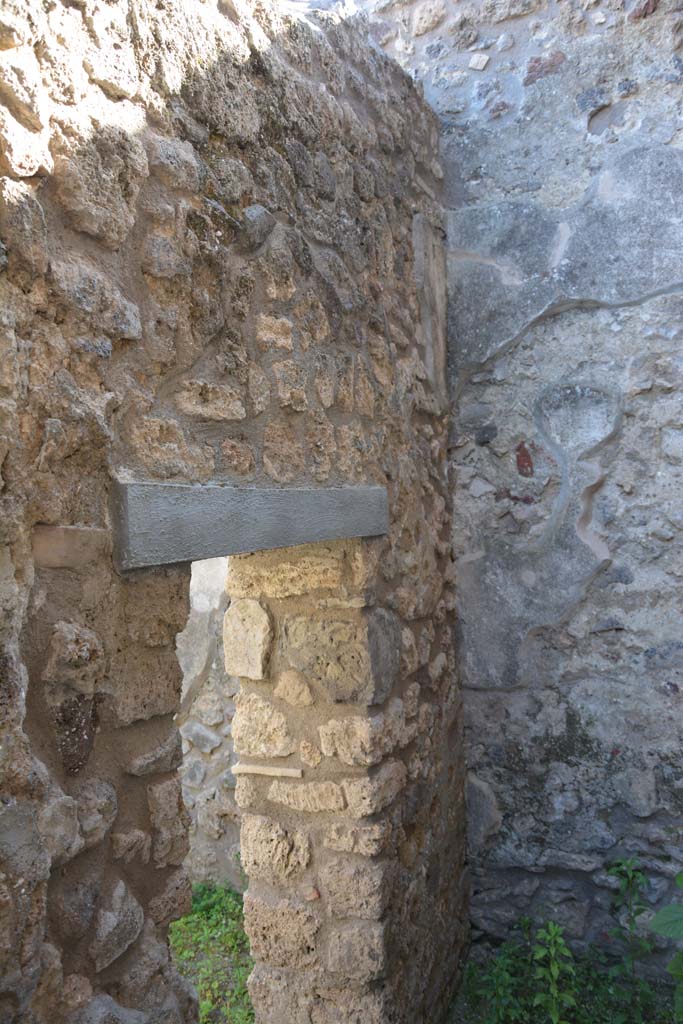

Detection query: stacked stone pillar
xmin=224 ymin=539 xmax=465 ymax=1023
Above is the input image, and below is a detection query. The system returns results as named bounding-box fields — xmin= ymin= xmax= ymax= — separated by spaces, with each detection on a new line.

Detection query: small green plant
xmin=650 ymin=871 xmax=683 ymax=1023
xmin=455 ymin=910 xmax=673 ymax=1024
xmin=607 ymin=857 xmax=655 ymax=1022
xmin=476 ymin=946 xmax=524 ymax=1024
xmin=532 ymin=921 xmax=577 ymax=1024
xmin=170 ymin=884 xmax=254 ymax=1024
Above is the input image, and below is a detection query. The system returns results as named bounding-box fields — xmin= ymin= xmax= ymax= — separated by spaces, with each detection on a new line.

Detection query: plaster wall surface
xmin=354 ymin=0 xmax=683 ymax=957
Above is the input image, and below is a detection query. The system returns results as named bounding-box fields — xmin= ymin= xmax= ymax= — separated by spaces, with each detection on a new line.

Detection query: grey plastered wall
xmin=354 ymin=0 xmax=683 ymax=957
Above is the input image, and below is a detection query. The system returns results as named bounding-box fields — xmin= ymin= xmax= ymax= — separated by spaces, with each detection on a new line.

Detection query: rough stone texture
xmin=354 ymin=0 xmax=683 ymax=967
xmin=223 ymin=600 xmax=272 ymax=681
xmin=90 ymin=881 xmax=144 ymax=974
xmin=232 ymin=692 xmax=297 ymax=759
xmin=176 ymin=558 xmax=242 ymax=892
xmin=0 ymin=4 xmax=463 ymax=1023
xmin=240 ymin=814 xmax=310 ymax=883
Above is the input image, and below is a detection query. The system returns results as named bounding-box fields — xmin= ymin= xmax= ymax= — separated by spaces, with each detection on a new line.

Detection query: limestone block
xmin=90 ymin=880 xmax=144 ymax=973
xmin=235 ymin=776 xmax=259 ymax=810
xmin=282 ymin=608 xmax=400 ymax=705
xmin=662 ymin=426 xmax=683 ymax=463
xmin=111 ymin=830 xmax=151 ymax=865
xmin=403 ymin=682 xmax=420 ymax=719
xmin=320 ymin=859 xmax=388 ymax=920
xmin=412 ymin=0 xmax=446 ymax=35
xmin=145 ymin=133 xmax=200 ymax=191
xmin=343 ymin=761 xmax=406 ymax=818
xmin=401 ymin=628 xmax=419 ymax=676
xmin=76 ymin=779 xmax=118 ymax=850
xmin=249 ymin=964 xmax=387 ymax=1024
xmin=221 ymin=438 xmax=255 ymax=475
xmin=126 ymin=730 xmax=183 ymax=776
xmin=268 ymin=780 xmax=346 ymax=813
xmin=319 ymin=698 xmax=413 ymax=767
xmin=273 ymin=360 xmax=307 ymax=411
xmin=248 ymin=362 xmax=271 ymax=414
xmin=182 ymin=758 xmax=206 ymax=788
xmin=195 ymin=788 xmax=237 ymax=841
xmin=0 ymin=178 xmax=48 ymax=273
xmin=323 ymin=822 xmax=391 ymax=857
xmin=107 ymin=643 xmax=182 ymax=725
xmin=240 ymin=814 xmax=310 ymax=882
xmin=327 ymin=921 xmax=386 ymax=981
xmin=141 ymin=232 xmax=191 ymax=279
xmin=54 ymin=877 xmax=101 ymax=941
xmin=31 ymin=525 xmax=109 ymax=569
xmin=51 ymin=126 xmax=148 ymax=249
xmin=232 ymin=692 xmax=296 ymax=758
xmin=613 ymin=768 xmax=658 ymax=819
xmin=36 ymin=786 xmax=84 ymax=865
xmin=227 ymin=543 xmax=346 ymax=599
xmin=274 ymin=669 xmax=314 ymax=708
xmin=180 ymin=720 xmax=222 ymax=754
xmin=42 ymin=621 xmax=104 ymax=700
xmin=223 ymin=599 xmax=272 ymax=680
xmin=466 ymin=773 xmax=502 ymax=855
xmin=244 ymin=894 xmax=319 ymax=968
xmin=0 ymin=801 xmax=51 ymax=884
xmin=0 ymin=45 xmax=48 ymax=130
xmin=175 ymin=380 xmax=246 ymax=421
xmin=147 ymin=778 xmax=190 ymax=868
xmin=0 ymin=106 xmax=52 ymax=178
xmin=255 ymin=313 xmax=293 ymax=351
xmin=247 ymin=965 xmax=312 ymax=1024
xmin=241 ymin=204 xmax=276 ymax=251
xmin=263 ymin=421 xmax=305 ymax=482
xmin=300 ymin=740 xmax=322 ymax=767
xmin=128 ymin=416 xmax=214 ymax=482
xmin=148 ymin=869 xmax=192 ymax=926
xmin=51 ymin=258 xmax=142 ymax=340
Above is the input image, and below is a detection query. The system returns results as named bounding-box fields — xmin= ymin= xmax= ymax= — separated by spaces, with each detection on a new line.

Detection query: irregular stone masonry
xmin=226 ymin=541 xmax=465 ymax=1022
xmin=0 ymin=3 xmax=463 ymax=1024
xmin=176 ymin=557 xmax=243 ymax=894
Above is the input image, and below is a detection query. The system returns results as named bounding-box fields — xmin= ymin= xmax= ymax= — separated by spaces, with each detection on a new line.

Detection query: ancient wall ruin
xmin=176 ymin=558 xmax=243 ymax=893
xmin=358 ymin=0 xmax=683 ymax=957
xmin=0 ymin=1 xmax=464 ymax=1022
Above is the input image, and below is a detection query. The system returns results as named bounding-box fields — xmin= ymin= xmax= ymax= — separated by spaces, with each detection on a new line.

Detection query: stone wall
xmin=0 ymin=2 xmax=464 ymax=1022
xmin=176 ymin=558 xmax=243 ymax=893
xmin=225 ymin=536 xmax=466 ymax=1022
xmin=355 ymin=0 xmax=683 ymax=960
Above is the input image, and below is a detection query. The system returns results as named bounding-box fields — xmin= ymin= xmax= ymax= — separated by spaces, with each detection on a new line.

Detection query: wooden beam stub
xmin=111 ymin=479 xmax=389 ymax=571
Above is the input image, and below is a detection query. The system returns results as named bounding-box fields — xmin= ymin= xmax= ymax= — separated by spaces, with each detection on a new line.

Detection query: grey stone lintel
xmin=111 ymin=479 xmax=389 ymax=570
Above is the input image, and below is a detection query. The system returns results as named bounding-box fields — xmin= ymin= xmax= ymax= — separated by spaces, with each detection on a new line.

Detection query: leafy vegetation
xmin=170 ymin=884 xmax=254 ymax=1024
xmin=650 ymin=871 xmax=683 ymax=1023
xmin=171 ymin=866 xmax=683 ymax=1024
xmin=458 ymin=858 xmax=681 ymax=1024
